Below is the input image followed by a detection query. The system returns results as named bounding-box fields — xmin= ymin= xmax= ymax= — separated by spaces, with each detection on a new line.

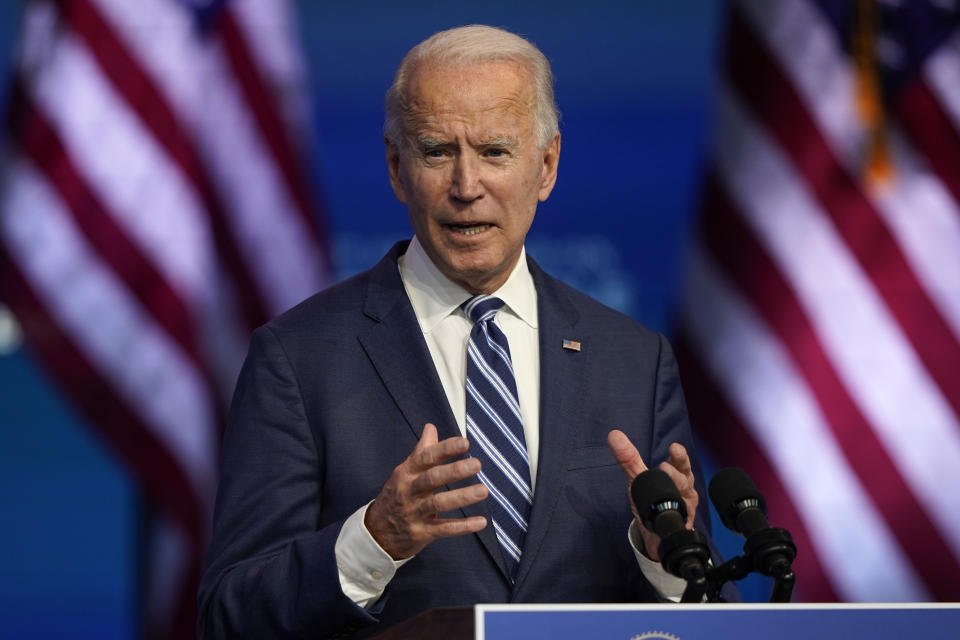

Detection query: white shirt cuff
xmin=628 ymin=520 xmax=689 ymax=602
xmin=335 ymin=501 xmax=411 ymax=609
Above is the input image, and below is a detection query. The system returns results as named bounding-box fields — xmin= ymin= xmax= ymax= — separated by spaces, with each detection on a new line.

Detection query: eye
xmin=485 ymin=148 xmax=508 ymax=158
xmin=424 ymin=148 xmax=446 ymax=158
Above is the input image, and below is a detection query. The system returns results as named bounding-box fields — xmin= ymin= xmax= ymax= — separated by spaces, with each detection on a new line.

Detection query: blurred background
xmin=1 ymin=0 xmax=958 ymax=638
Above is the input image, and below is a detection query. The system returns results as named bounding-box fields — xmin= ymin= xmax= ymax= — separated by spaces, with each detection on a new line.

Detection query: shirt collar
xmin=399 ymin=235 xmax=538 ymax=333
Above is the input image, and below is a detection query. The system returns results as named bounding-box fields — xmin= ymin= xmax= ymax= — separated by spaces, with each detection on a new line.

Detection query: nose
xmin=450 ymin=153 xmax=483 ymax=202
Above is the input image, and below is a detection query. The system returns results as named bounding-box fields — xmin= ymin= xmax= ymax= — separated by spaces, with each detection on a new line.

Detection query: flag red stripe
xmin=0 ymin=248 xmax=205 ymax=547
xmin=175 ymin=563 xmax=203 ymax=640
xmin=726 ymin=7 xmax=960 ymax=424
xmin=896 ymin=78 xmax=960 ymax=218
xmin=57 ymin=0 xmax=271 ymax=331
xmin=3 ymin=3 xmax=329 ymax=636
xmin=675 ymin=334 xmax=839 ymax=602
xmin=8 ymin=85 xmax=212 ymax=381
xmin=700 ymin=175 xmax=960 ymax=599
xmin=215 ymin=10 xmax=330 ymax=253
xmin=141 ymin=560 xmax=201 ymax=640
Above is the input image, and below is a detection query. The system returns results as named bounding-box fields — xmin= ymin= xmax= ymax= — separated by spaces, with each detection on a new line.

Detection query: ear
xmin=386 ymin=137 xmax=407 ymax=203
xmin=537 ymin=132 xmax=561 ymax=202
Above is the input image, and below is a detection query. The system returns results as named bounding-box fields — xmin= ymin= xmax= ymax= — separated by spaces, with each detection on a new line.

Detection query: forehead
xmin=403 ymin=60 xmax=535 ymax=134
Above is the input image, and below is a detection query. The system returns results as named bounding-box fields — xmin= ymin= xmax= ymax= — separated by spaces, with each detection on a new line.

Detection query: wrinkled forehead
xmin=402 ymin=60 xmax=536 ymax=134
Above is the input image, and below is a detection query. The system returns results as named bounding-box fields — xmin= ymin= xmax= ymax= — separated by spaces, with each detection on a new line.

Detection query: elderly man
xmin=198 ymin=25 xmax=726 ymax=639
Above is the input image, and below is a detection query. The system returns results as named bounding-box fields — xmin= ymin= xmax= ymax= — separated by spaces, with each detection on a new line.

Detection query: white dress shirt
xmin=334 ymin=237 xmax=686 ymax=608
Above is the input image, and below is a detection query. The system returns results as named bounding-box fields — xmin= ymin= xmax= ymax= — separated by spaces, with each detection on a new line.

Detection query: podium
xmin=373 ymin=603 xmax=960 ymax=640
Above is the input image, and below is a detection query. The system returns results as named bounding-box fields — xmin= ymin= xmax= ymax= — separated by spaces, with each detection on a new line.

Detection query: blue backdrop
xmin=0 ymin=2 xmax=765 ymax=637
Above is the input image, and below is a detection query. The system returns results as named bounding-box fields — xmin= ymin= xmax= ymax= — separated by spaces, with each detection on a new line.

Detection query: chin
xmin=451 ymin=264 xmax=511 ymax=293
xmin=448 ymin=253 xmax=499 ymax=275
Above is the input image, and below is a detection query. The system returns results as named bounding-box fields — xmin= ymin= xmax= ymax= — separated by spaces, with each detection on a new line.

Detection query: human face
xmin=387 ymin=60 xmax=560 ymax=294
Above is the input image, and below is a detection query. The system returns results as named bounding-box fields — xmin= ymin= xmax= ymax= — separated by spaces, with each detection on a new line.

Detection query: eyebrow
xmin=479 ymin=136 xmax=519 ymax=149
xmin=415 ymin=134 xmax=519 ymax=146
xmin=416 ymin=135 xmax=449 ymax=150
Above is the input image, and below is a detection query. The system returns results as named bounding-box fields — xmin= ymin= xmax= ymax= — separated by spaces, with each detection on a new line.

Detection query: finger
xmin=418 ymin=423 xmax=438 ymax=449
xmin=408 ymin=423 xmax=439 ymax=466
xmin=410 ymin=456 xmax=481 ymax=495
xmin=409 ymin=424 xmax=469 ymax=471
xmin=607 ymin=429 xmax=648 ymax=480
xmin=667 ymin=442 xmax=692 ymax=476
xmin=425 ymin=515 xmax=488 ymax=539
xmin=658 ymin=460 xmax=699 ymax=528
xmin=418 ymin=482 xmax=489 ymax=517
xmin=658 ymin=460 xmax=694 ymax=495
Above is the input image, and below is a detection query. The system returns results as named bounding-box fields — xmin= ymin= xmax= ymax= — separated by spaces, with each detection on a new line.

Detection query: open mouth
xmin=447 ymin=223 xmax=491 ymax=236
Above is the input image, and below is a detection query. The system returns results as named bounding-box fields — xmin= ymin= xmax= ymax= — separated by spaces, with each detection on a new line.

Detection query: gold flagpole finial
xmin=854 ymin=0 xmax=894 ymax=189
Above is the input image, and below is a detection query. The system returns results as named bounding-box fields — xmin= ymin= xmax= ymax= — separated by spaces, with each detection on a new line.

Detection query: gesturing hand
xmin=365 ymin=423 xmax=489 ymax=560
xmin=607 ymin=429 xmax=699 ymax=561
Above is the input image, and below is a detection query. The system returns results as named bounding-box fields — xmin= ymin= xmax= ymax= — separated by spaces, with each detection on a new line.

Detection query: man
xmin=198 ymin=25 xmax=728 ymax=639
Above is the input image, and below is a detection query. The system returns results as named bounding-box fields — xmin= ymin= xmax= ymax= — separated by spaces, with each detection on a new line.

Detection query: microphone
xmin=708 ymin=467 xmax=769 ymax=538
xmin=708 ymin=468 xmax=797 ymax=601
xmin=631 ymin=467 xmax=688 ymax=540
xmin=631 ymin=468 xmax=711 ymax=601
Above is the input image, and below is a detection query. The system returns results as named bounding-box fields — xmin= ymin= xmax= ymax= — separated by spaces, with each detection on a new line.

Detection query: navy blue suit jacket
xmin=198 ymin=241 xmax=720 ymax=639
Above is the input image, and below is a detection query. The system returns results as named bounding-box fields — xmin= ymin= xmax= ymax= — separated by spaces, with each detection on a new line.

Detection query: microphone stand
xmin=701 ymin=526 xmax=797 ymax=603
xmin=745 ymin=527 xmax=797 ymax=602
xmin=657 ymin=529 xmax=711 ymax=603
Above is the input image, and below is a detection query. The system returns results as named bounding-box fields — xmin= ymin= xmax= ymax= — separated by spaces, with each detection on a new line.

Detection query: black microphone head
xmin=631 ymin=468 xmax=688 ymax=532
xmin=709 ymin=467 xmax=767 ymax=534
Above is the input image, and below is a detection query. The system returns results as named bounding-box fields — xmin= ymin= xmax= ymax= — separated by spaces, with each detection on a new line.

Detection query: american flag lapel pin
xmin=562 ymin=339 xmax=581 ymax=352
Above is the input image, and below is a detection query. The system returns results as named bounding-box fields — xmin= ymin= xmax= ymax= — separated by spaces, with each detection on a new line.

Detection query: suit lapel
xmin=356 ymin=242 xmax=508 ymax=579
xmin=357 ymin=243 xmax=458 ymax=443
xmin=514 ymin=260 xmax=588 ymax=590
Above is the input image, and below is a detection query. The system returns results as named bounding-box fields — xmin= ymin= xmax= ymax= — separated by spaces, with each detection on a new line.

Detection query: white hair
xmin=384 ymin=25 xmax=560 ymax=150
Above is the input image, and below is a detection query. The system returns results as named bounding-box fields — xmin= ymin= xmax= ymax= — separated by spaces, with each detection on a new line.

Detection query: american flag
xmin=0 ymin=0 xmax=330 ymax=636
xmin=678 ymin=0 xmax=960 ymax=601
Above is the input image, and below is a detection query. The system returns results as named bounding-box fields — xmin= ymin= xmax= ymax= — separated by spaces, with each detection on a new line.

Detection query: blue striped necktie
xmin=462 ymin=295 xmax=532 ymax=581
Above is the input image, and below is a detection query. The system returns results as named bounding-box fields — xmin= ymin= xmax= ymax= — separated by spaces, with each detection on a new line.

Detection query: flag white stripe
xmin=91 ymin=0 xmax=327 ymax=315
xmin=0 ymin=161 xmax=216 ymax=502
xmin=3 ymin=2 xmax=328 ymax=633
xmin=26 ymin=31 xmax=216 ymax=307
xmin=681 ymin=247 xmax=927 ymax=601
xmin=926 ymin=34 xmax=960 ymax=132
xmin=74 ymin=0 xmax=294 ymax=385
xmin=25 ymin=23 xmax=248 ymax=404
xmin=739 ymin=0 xmax=960 ymax=344
xmin=738 ymin=0 xmax=863 ymax=163
xmin=193 ymin=42 xmax=325 ymax=315
xmin=229 ymin=0 xmax=314 ymax=137
xmin=716 ymin=88 xmax=960 ymax=561
xmin=870 ymin=128 xmax=960 ymax=345
xmin=90 ymin=0 xmax=201 ymax=122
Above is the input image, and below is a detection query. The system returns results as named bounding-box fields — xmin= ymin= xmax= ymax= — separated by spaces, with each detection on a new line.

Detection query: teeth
xmin=452 ymin=224 xmax=490 ymax=236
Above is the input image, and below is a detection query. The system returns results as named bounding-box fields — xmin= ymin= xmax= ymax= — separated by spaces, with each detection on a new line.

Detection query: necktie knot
xmin=462 ymin=295 xmax=506 ymax=325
